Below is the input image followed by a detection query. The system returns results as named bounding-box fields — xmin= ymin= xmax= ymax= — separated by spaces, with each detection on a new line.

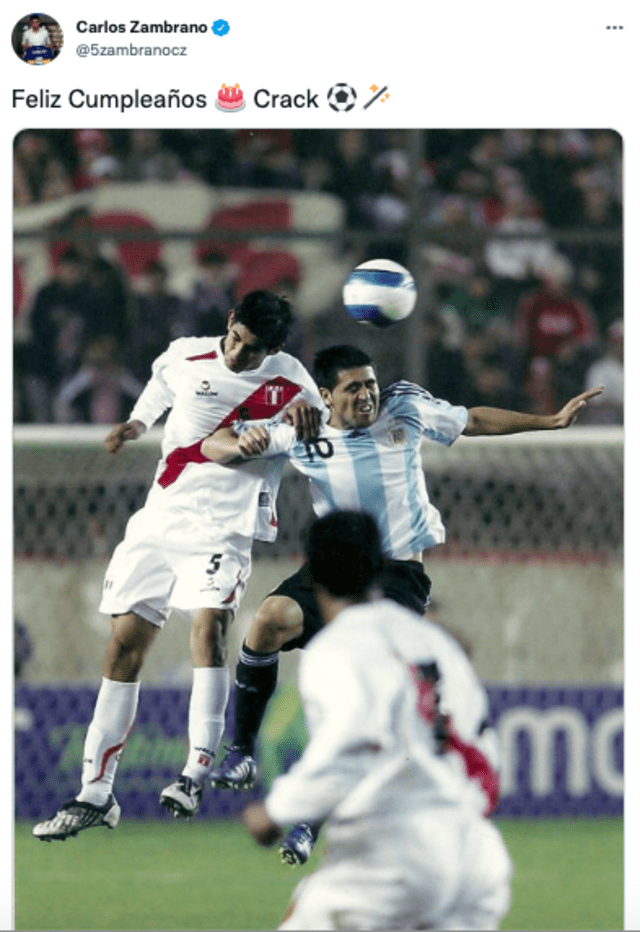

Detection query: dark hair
xmin=233 ymin=290 xmax=293 ymax=350
xmin=306 ymin=511 xmax=384 ymax=598
xmin=313 ymin=345 xmax=374 ymax=391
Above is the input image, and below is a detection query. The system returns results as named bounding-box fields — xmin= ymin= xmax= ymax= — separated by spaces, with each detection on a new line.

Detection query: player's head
xmin=313 ymin=345 xmax=380 ymax=430
xmin=223 ymin=290 xmax=293 ymax=372
xmin=29 ymin=14 xmax=41 ymax=25
xmin=306 ymin=511 xmax=384 ymax=609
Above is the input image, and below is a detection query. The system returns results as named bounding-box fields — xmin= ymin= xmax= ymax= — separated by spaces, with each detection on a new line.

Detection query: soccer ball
xmin=343 ymin=259 xmax=417 ymax=328
xmin=327 ymin=83 xmax=357 ymax=112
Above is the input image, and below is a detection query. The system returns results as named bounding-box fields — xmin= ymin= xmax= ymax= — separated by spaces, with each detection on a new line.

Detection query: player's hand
xmin=283 ymin=401 xmax=322 ymax=441
xmin=237 ymin=425 xmax=270 ymax=458
xmin=553 ymin=386 xmax=604 ymax=428
xmin=104 ymin=420 xmax=145 ymax=453
xmin=241 ymin=801 xmax=282 ymax=847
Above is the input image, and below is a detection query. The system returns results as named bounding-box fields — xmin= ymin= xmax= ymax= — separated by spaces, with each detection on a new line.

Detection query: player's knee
xmin=248 ymin=597 xmax=304 ymax=652
xmin=190 ymin=608 xmax=230 ymax=666
xmin=104 ymin=639 xmax=144 ymax=680
xmin=104 ymin=613 xmax=156 ymax=680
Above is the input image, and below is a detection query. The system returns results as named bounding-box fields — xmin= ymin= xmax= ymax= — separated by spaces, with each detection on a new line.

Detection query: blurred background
xmin=14 ymin=126 xmax=624 ymax=420
xmin=14 ymin=128 xmax=623 ymax=830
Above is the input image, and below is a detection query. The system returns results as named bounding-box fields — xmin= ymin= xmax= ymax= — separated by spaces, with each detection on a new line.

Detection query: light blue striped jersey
xmin=266 ymin=381 xmax=468 ymax=560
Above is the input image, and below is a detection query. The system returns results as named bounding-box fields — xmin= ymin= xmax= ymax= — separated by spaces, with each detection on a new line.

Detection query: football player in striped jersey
xmin=206 ymin=343 xmax=601 ymax=862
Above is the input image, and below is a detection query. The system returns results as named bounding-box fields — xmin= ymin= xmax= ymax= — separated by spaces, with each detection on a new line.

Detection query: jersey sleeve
xmin=232 ymin=419 xmax=297 ymax=458
xmin=232 ymin=354 xmax=327 ymax=459
xmin=264 ymin=638 xmax=382 ymax=826
xmin=434 ymin=636 xmax=502 ymax=814
xmin=127 ymin=340 xmax=181 ymax=428
xmin=381 ymin=380 xmax=468 ymax=446
xmin=265 ymin=422 xmax=299 ymax=456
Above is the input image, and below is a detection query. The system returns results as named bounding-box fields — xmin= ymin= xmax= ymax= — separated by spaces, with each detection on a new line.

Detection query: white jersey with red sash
xmin=130 ymin=336 xmax=322 ymax=543
xmin=267 ymin=600 xmax=511 ymax=931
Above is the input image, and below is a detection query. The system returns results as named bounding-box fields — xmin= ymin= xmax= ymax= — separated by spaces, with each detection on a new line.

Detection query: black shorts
xmin=270 ymin=559 xmax=432 ymax=652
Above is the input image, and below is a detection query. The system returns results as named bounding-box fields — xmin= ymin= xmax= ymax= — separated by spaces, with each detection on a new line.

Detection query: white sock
xmin=181 ymin=666 xmax=230 ymax=783
xmin=76 ymin=678 xmax=140 ymax=806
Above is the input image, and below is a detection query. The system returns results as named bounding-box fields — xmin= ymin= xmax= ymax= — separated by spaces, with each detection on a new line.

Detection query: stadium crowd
xmin=14 ymin=128 xmax=623 ymax=425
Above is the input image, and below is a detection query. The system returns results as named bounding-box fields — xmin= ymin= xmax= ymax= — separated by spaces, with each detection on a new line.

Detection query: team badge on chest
xmin=387 ymin=421 xmax=407 ymax=445
xmin=264 ymin=383 xmax=284 ymax=406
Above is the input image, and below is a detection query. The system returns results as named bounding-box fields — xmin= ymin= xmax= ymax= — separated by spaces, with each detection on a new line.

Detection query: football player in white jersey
xmin=242 ymin=510 xmax=513 ymax=931
xmin=206 ymin=343 xmax=602 ymax=862
xmin=32 ymin=291 xmax=323 ymax=841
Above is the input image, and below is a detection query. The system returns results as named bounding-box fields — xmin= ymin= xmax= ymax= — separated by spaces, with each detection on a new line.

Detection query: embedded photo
xmin=13 ymin=127 xmax=623 ymax=931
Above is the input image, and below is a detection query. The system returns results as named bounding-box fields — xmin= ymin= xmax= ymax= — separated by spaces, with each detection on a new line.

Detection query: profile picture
xmin=12 ymin=12 xmax=63 ymax=64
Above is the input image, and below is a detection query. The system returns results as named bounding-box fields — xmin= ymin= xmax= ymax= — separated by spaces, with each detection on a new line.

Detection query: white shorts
xmin=279 ymin=811 xmax=512 ymax=931
xmin=98 ymin=506 xmax=253 ymax=626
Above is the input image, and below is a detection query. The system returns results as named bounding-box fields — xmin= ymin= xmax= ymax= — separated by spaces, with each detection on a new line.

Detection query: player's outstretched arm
xmin=104 ymin=419 xmax=146 ymax=454
xmin=553 ymin=386 xmax=605 ymax=428
xmin=200 ymin=425 xmax=271 ymax=464
xmin=464 ymin=386 xmax=604 ymax=436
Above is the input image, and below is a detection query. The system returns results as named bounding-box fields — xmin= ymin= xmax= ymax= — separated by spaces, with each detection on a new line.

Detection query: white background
xmin=5 ymin=1 xmax=637 ymax=928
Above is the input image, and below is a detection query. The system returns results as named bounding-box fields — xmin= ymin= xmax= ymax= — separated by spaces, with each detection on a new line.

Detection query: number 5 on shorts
xmin=206 ymin=554 xmax=223 ymax=578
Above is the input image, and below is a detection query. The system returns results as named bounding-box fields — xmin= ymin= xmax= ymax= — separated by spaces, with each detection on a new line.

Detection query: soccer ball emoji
xmin=327 ymin=83 xmax=357 ymax=112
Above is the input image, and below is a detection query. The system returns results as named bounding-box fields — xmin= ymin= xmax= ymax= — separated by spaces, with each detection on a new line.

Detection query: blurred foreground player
xmin=209 ymin=344 xmax=602 ymax=860
xmin=242 ymin=511 xmax=513 ymax=931
xmin=32 ymin=291 xmax=322 ymax=841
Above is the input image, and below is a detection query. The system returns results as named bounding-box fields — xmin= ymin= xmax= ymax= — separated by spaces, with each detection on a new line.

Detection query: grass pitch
xmin=15 ymin=817 xmax=622 ymax=930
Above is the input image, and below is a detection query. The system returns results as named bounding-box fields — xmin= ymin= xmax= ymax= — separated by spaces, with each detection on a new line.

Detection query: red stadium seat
xmin=196 ymin=199 xmax=291 ymax=265
xmin=234 ymin=250 xmax=301 ymax=301
xmin=91 ymin=212 xmax=161 ymax=276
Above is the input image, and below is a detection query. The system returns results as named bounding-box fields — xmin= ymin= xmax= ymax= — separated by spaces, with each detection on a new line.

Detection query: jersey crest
xmin=386 ymin=421 xmax=407 ymax=445
xmin=264 ymin=383 xmax=284 ymax=406
xmin=219 ymin=376 xmax=303 ymax=427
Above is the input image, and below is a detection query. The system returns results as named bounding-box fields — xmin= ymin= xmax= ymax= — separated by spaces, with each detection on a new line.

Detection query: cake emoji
xmin=217 ymin=83 xmax=244 ymax=111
